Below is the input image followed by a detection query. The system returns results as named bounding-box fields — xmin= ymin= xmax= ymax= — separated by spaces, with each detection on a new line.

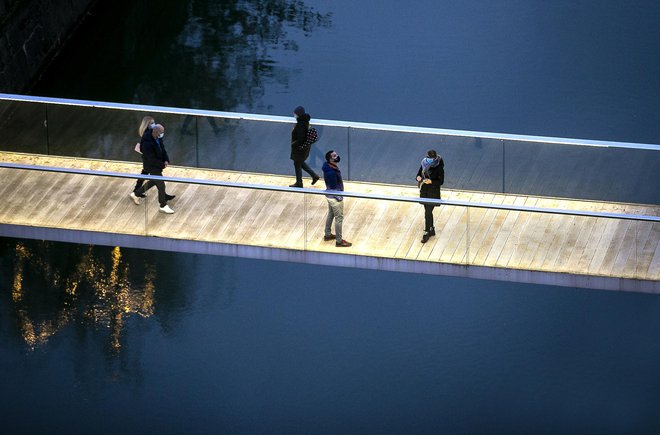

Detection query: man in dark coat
xmin=131 ymin=124 xmax=176 ymax=214
xmin=289 ymin=105 xmax=320 ymax=187
xmin=322 ymin=150 xmax=352 ymax=247
xmin=416 ymin=149 xmax=444 ymax=243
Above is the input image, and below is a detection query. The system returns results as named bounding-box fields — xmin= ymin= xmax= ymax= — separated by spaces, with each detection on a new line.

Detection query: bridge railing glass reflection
xmin=1 ymin=93 xmax=659 ymax=204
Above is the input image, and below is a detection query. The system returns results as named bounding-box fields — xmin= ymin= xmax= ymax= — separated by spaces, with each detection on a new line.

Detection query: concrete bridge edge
xmin=1 ymin=223 xmax=658 ymax=294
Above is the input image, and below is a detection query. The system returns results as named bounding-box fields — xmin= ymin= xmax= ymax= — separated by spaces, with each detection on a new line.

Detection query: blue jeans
xmin=325 ymin=198 xmax=344 ymax=241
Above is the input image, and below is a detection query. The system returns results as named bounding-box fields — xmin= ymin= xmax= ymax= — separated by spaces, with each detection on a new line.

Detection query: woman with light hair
xmin=130 ymin=115 xmax=156 ymax=204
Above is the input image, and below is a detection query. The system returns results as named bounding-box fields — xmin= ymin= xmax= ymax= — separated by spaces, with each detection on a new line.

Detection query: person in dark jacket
xmin=289 ymin=105 xmax=320 ymax=187
xmin=416 ymin=149 xmax=444 ymax=243
xmin=322 ymin=150 xmax=352 ymax=247
xmin=131 ymin=124 xmax=176 ymax=214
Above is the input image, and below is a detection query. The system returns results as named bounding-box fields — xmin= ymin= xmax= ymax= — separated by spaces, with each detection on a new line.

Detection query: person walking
xmin=322 ymin=149 xmax=352 ymax=247
xmin=289 ymin=105 xmax=320 ymax=187
xmin=130 ymin=124 xmax=176 ymax=214
xmin=416 ymin=149 xmax=444 ymax=243
xmin=130 ymin=115 xmax=156 ymax=202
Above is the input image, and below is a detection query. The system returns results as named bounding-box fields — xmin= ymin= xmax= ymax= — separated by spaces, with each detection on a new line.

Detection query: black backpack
xmin=298 ymin=126 xmax=318 ymax=151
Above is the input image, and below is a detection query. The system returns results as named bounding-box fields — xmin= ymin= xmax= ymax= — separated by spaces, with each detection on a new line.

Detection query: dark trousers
xmin=424 ymin=204 xmax=436 ymax=230
xmin=133 ymin=168 xmax=148 ymax=193
xmin=136 ymin=170 xmax=167 ymax=207
xmin=293 ymin=160 xmax=318 ymax=184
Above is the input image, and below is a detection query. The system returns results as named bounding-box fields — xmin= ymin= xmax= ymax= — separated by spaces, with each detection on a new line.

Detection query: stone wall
xmin=0 ymin=0 xmax=97 ymax=93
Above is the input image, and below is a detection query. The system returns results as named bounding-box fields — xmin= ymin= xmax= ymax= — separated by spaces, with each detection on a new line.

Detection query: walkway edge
xmin=2 ymin=224 xmax=657 ymax=294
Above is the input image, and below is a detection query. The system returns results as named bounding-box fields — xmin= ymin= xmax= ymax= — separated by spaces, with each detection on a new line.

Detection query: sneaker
xmin=289 ymin=182 xmax=303 ymax=188
xmin=421 ymin=231 xmax=430 ymax=243
xmin=165 ymin=194 xmax=176 ymax=201
xmin=336 ymin=239 xmax=352 ymax=247
xmin=129 ymin=192 xmax=141 ymax=205
xmin=323 ymin=234 xmax=336 ymax=241
xmin=311 ymin=175 xmax=320 ymax=185
xmin=159 ymin=205 xmax=175 ymax=214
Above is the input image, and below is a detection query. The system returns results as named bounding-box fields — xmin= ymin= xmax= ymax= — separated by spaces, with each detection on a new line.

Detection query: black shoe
xmin=323 ymin=234 xmax=336 ymax=241
xmin=336 ymin=239 xmax=352 ymax=247
xmin=134 ymin=191 xmax=146 ymax=198
xmin=428 ymin=227 xmax=436 ymax=237
xmin=421 ymin=231 xmax=430 ymax=243
xmin=165 ymin=194 xmax=176 ymax=201
xmin=311 ymin=175 xmax=320 ymax=185
xmin=289 ymin=182 xmax=303 ymax=188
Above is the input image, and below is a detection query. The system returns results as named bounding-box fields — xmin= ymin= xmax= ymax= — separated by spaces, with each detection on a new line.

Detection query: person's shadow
xmin=180 ymin=115 xmax=222 ymax=136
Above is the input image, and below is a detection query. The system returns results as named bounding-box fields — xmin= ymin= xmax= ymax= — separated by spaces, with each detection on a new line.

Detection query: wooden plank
xmin=636 ymin=223 xmax=660 ymax=280
xmin=471 ymin=195 xmax=517 ymax=265
xmin=620 ymin=219 xmax=654 ymax=279
xmin=1 ymin=151 xmax=658 ymax=285
xmin=419 ymin=204 xmax=463 ymax=262
xmin=514 ymin=197 xmax=560 ymax=270
xmin=594 ymin=215 xmax=631 ymax=277
xmin=499 ymin=197 xmax=539 ymax=268
xmin=484 ymin=196 xmax=528 ymax=267
xmin=611 ymin=206 xmax=648 ymax=278
xmin=0 ymin=170 xmax=53 ymax=224
xmin=450 ymin=192 xmax=493 ymax=264
xmin=435 ymin=191 xmax=482 ymax=263
xmin=647 ymin=236 xmax=660 ymax=281
xmin=461 ymin=194 xmax=505 ymax=264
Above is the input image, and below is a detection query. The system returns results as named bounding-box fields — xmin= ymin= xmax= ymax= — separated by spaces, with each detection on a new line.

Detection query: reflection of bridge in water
xmin=1 ymin=151 xmax=658 ymax=294
xmin=0 ymin=94 xmax=659 ymax=293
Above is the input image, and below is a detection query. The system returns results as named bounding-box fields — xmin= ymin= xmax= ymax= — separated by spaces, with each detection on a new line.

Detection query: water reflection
xmin=3 ymin=240 xmax=156 ymax=353
xmin=33 ymin=0 xmax=332 ymax=112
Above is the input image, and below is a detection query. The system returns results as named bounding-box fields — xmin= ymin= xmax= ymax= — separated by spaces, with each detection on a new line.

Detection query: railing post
xmin=501 ymin=139 xmax=505 ymax=194
xmin=466 ymin=207 xmax=470 ymax=265
xmin=195 ymin=116 xmax=199 ymax=168
xmin=44 ymin=104 xmax=50 ymax=155
xmin=347 ymin=126 xmax=351 ymax=180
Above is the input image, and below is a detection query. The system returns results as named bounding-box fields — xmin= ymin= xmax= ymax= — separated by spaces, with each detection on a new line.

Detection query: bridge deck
xmin=1 ymin=152 xmax=658 ymax=292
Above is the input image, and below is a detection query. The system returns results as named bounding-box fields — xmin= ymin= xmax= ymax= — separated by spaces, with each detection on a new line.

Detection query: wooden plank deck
xmin=1 ymin=152 xmax=659 ymax=292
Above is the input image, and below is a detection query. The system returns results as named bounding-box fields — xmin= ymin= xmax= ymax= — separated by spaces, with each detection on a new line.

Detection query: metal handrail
xmin=1 ymin=161 xmax=658 ymax=223
xmin=1 ymin=93 xmax=659 ymax=151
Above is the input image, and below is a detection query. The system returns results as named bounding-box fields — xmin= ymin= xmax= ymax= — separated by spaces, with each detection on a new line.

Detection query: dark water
xmin=3 ymin=0 xmax=660 ymax=432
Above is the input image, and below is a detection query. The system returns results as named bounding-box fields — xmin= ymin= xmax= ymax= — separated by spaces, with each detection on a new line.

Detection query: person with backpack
xmin=416 ymin=149 xmax=444 ymax=243
xmin=289 ymin=105 xmax=320 ymax=187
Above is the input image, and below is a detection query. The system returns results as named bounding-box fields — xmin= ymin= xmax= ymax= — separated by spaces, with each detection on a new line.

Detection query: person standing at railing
xmin=289 ymin=105 xmax=320 ymax=187
xmin=416 ymin=149 xmax=444 ymax=243
xmin=130 ymin=115 xmax=156 ymax=202
xmin=322 ymin=150 xmax=352 ymax=247
xmin=130 ymin=124 xmax=176 ymax=214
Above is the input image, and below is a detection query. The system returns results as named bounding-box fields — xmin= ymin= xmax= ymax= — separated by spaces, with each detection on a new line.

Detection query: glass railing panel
xmin=2 ymin=94 xmax=659 ymax=207
xmin=196 ymin=116 xmax=292 ymax=174
xmin=303 ymin=193 xmax=425 ymax=258
xmin=0 ymin=168 xmax=147 ymax=236
xmin=142 ymin=182 xmax=306 ymax=252
xmin=346 ymin=128 xmax=504 ymax=191
xmin=45 ymin=104 xmax=196 ymax=164
xmin=421 ymin=203 xmax=468 ymax=265
xmin=503 ymin=139 xmax=660 ymax=204
xmin=0 ymin=100 xmax=48 ymax=154
xmin=196 ymin=119 xmax=349 ymax=177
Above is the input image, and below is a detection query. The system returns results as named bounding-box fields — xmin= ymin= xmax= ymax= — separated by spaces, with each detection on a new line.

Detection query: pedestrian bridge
xmin=0 ymin=94 xmax=659 ymax=293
